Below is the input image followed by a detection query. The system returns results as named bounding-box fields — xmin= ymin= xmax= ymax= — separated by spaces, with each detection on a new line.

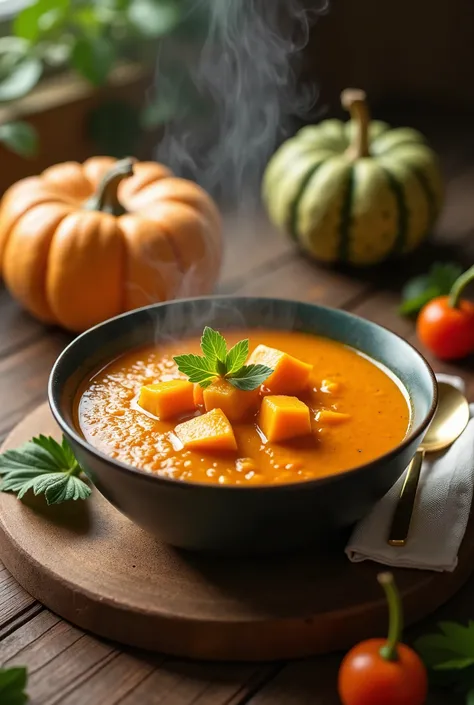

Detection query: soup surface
xmin=76 ymin=329 xmax=410 ymax=485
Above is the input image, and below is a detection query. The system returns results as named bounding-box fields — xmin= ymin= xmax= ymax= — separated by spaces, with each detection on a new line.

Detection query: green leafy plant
xmin=415 ymin=621 xmax=474 ymax=702
xmin=0 ymin=434 xmax=91 ymax=504
xmin=0 ymin=666 xmax=29 ymax=704
xmin=399 ymin=262 xmax=463 ymax=317
xmin=174 ymin=327 xmax=274 ymax=391
xmin=0 ymin=0 xmax=207 ymax=157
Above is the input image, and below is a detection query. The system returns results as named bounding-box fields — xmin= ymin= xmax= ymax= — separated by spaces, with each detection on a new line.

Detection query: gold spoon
xmin=387 ymin=381 xmax=470 ymax=547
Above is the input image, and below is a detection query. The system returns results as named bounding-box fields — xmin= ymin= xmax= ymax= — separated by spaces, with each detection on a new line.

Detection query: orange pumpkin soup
xmin=76 ymin=329 xmax=410 ymax=485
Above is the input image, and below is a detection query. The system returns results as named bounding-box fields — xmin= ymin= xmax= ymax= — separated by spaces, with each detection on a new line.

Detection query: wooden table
xmin=1 ymin=115 xmax=474 ymax=703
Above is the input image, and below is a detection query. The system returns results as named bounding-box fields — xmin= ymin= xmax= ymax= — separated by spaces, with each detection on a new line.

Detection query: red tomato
xmin=338 ymin=638 xmax=428 ymax=705
xmin=416 ymin=295 xmax=474 ymax=360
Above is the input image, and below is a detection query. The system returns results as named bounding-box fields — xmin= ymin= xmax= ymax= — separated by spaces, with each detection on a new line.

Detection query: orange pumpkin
xmin=0 ymin=157 xmax=222 ymax=332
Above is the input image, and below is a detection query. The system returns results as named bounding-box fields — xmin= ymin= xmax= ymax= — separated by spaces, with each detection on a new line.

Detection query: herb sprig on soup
xmin=76 ymin=327 xmax=410 ymax=485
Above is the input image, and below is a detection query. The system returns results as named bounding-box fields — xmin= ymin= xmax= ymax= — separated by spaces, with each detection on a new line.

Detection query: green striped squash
xmin=262 ymin=89 xmax=444 ymax=266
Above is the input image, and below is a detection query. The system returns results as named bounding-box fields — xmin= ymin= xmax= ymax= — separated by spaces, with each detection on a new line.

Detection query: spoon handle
xmin=387 ymin=449 xmax=425 ymax=547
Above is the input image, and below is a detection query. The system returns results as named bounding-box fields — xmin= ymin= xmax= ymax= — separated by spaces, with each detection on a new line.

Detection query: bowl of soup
xmin=48 ymin=296 xmax=437 ymax=555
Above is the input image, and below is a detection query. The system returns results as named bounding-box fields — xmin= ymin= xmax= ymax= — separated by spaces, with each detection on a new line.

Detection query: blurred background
xmin=0 ymin=0 xmax=472 ymax=227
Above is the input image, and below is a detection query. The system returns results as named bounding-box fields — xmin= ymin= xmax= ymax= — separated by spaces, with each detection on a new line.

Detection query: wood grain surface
xmin=2 ymin=404 xmax=474 ymax=663
xmin=0 ymin=117 xmax=473 ymax=702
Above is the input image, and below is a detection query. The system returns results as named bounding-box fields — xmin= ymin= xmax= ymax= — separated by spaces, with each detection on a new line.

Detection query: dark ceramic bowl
xmin=48 ymin=296 xmax=437 ymax=555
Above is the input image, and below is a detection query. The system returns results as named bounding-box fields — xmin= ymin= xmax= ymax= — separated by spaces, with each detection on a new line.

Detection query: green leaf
xmin=44 ymin=474 xmax=91 ymax=504
xmin=14 ymin=0 xmax=68 ymax=43
xmin=225 ymin=339 xmax=249 ymax=375
xmin=0 ymin=434 xmax=91 ymax=505
xmin=128 ymin=0 xmax=182 ymax=37
xmin=0 ymin=121 xmax=38 ymax=158
xmin=434 ymin=658 xmax=474 ymax=671
xmin=71 ymin=36 xmax=115 ymax=86
xmin=0 ymin=666 xmax=28 ymax=704
xmin=173 ymin=354 xmax=217 ymax=387
xmin=467 ymin=687 xmax=474 ymax=705
xmin=399 ymin=262 xmax=463 ymax=316
xmin=0 ymin=53 xmax=42 ymax=102
xmin=200 ymin=327 xmax=227 ymax=365
xmin=227 ymin=364 xmax=273 ymax=391
xmin=415 ymin=620 xmax=474 ymax=675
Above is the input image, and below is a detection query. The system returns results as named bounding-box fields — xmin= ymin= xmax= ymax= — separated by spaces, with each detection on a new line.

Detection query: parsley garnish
xmin=0 ymin=434 xmax=91 ymax=505
xmin=399 ymin=262 xmax=463 ymax=316
xmin=0 ymin=666 xmax=29 ymax=704
xmin=415 ymin=621 xmax=474 ymax=701
xmin=173 ymin=327 xmax=273 ymax=391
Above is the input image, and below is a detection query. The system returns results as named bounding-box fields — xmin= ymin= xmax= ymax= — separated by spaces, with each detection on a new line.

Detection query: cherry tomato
xmin=337 ymin=572 xmax=428 ymax=705
xmin=416 ymin=296 xmax=474 ymax=360
xmin=338 ymin=638 xmax=428 ymax=705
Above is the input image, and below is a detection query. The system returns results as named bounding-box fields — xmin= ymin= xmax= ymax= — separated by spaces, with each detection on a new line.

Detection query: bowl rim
xmin=48 ymin=294 xmax=438 ymax=493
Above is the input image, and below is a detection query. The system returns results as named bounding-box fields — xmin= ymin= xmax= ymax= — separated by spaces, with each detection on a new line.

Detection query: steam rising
xmin=155 ymin=0 xmax=328 ymax=208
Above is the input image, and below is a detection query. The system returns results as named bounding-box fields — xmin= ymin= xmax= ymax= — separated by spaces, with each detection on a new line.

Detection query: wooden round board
xmin=1 ymin=403 xmax=474 ymax=662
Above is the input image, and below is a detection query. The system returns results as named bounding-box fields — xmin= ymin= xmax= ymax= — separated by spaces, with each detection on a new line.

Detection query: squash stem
xmin=85 ymin=157 xmax=135 ymax=216
xmin=341 ymin=88 xmax=370 ymax=159
xmin=449 ymin=264 xmax=474 ymax=309
xmin=378 ymin=572 xmax=402 ymax=662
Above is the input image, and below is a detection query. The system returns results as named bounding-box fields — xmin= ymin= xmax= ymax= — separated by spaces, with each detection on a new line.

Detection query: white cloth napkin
xmin=345 ymin=374 xmax=474 ymax=572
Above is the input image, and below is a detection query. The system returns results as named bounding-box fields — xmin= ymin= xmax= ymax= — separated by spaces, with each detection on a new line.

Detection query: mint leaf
xmin=200 ymin=327 xmax=226 ymax=365
xmin=0 ymin=435 xmax=91 ymax=505
xmin=0 ymin=666 xmax=28 ymax=704
xmin=227 ymin=364 xmax=273 ymax=391
xmin=226 ymin=339 xmax=249 ymax=374
xmin=173 ymin=353 xmax=217 ymax=387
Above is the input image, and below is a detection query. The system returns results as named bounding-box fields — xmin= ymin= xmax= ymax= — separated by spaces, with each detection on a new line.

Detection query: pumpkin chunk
xmin=174 ymin=408 xmax=237 ymax=452
xmin=248 ymin=344 xmax=312 ymax=394
xmin=203 ymin=378 xmax=260 ymax=422
xmin=193 ymin=383 xmax=205 ymax=410
xmin=316 ymin=409 xmax=351 ymax=425
xmin=259 ymin=395 xmax=311 ymax=442
xmin=138 ymin=379 xmax=195 ymax=420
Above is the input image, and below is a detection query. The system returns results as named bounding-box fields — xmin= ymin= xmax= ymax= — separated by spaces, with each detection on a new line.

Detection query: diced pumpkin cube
xmin=316 ymin=409 xmax=350 ymax=425
xmin=203 ymin=378 xmax=260 ymax=422
xmin=138 ymin=379 xmax=195 ymax=420
xmin=174 ymin=408 xmax=237 ymax=452
xmin=248 ymin=344 xmax=312 ymax=394
xmin=259 ymin=395 xmax=311 ymax=442
xmin=193 ymin=383 xmax=205 ymax=409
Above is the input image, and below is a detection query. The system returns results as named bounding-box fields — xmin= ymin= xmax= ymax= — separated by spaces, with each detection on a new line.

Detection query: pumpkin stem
xmin=341 ymin=88 xmax=370 ymax=159
xmin=85 ymin=157 xmax=136 ymax=216
xmin=449 ymin=264 xmax=474 ymax=309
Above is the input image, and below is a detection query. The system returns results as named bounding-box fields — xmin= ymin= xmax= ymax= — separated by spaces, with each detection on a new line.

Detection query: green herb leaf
xmin=14 ymin=0 xmax=68 ymax=44
xmin=415 ymin=621 xmax=474 ymax=672
xmin=200 ymin=326 xmax=227 ymax=365
xmin=174 ymin=328 xmax=273 ymax=391
xmin=0 ymin=666 xmax=28 ymax=704
xmin=0 ymin=43 xmax=42 ymax=102
xmin=0 ymin=121 xmax=38 ymax=158
xmin=128 ymin=0 xmax=182 ymax=38
xmin=172 ymin=353 xmax=217 ymax=387
xmin=399 ymin=262 xmax=463 ymax=316
xmin=71 ymin=35 xmax=115 ymax=86
xmin=0 ymin=435 xmax=91 ymax=505
xmin=227 ymin=364 xmax=274 ymax=391
xmin=225 ymin=339 xmax=249 ymax=375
